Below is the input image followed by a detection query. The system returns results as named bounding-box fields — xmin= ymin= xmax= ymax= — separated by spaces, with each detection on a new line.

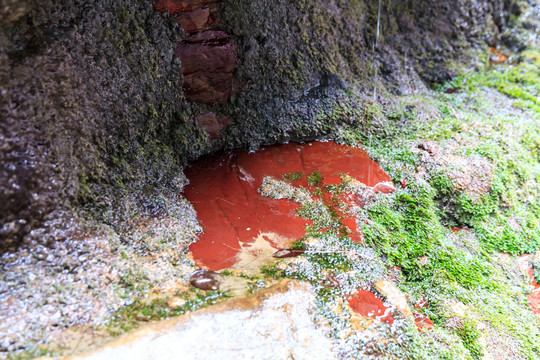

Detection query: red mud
xmin=413 ymin=313 xmax=435 ymax=330
xmin=184 ymin=141 xmax=393 ymax=270
xmin=413 ymin=299 xmax=435 ymax=330
xmin=347 ymin=290 xmax=435 ymax=329
xmin=517 ymin=255 xmax=540 ymax=315
xmin=346 ymin=289 xmax=394 ymax=325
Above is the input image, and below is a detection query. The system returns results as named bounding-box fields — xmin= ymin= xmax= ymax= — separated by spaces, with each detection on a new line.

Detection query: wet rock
xmin=272 ymin=249 xmax=305 ymax=258
xmin=189 ymin=269 xmax=221 ymax=290
xmin=0 ymin=0 xmax=34 ymax=24
xmin=412 ymin=141 xmax=493 ymax=199
xmin=174 ymin=31 xmax=236 ymax=104
xmin=373 ymin=280 xmax=413 ymax=319
xmin=72 ymin=280 xmax=336 ymax=359
xmin=166 ymin=297 xmax=187 ymax=309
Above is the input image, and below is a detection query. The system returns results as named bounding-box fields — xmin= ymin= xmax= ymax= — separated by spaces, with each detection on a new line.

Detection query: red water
xmin=184 ymin=141 xmax=393 ymax=270
xmin=346 ymin=289 xmax=394 ymax=325
xmin=347 ymin=290 xmax=435 ymax=329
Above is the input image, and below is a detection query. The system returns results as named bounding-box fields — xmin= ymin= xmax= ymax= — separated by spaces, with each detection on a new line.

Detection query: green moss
xmin=260 ymin=264 xmax=285 ymax=279
xmin=283 ymin=171 xmax=303 ymax=182
xmin=328 ymin=46 xmax=540 ymax=358
xmin=363 ymin=191 xmax=494 ymax=288
xmin=306 ymin=171 xmax=322 ymax=187
xmin=107 ymin=290 xmax=228 ymax=334
xmin=6 ymin=347 xmax=59 ymax=360
xmin=455 ymin=319 xmax=484 ymax=360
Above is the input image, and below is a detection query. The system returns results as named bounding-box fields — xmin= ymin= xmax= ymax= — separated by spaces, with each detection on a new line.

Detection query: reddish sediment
xmin=517 ymin=255 xmax=540 ymax=315
xmin=346 ymin=289 xmax=394 ymax=325
xmin=184 ymin=141 xmax=393 ymax=270
xmin=413 ymin=312 xmax=435 ymax=330
xmin=413 ymin=299 xmax=435 ymax=330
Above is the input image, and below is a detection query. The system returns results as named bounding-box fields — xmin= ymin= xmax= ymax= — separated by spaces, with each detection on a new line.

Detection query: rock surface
xmin=1 ymin=0 xmax=539 ymax=355
xmin=1 ymin=0 xmax=535 ymax=250
xmin=373 ymin=280 xmax=413 ymax=319
xmin=67 ymin=280 xmax=336 ymax=360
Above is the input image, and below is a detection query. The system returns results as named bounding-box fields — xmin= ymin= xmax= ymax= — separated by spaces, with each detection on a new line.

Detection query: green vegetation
xmin=307 ymin=171 xmax=323 ymax=186
xmin=454 ymin=319 xmax=484 ymax=360
xmin=259 ymin=47 xmax=540 ymax=359
xmin=283 ymin=171 xmax=303 ymax=182
xmin=6 ymin=348 xmax=60 ymax=360
xmin=106 ymin=290 xmax=227 ymax=335
xmin=358 ymin=48 xmax=540 ymax=358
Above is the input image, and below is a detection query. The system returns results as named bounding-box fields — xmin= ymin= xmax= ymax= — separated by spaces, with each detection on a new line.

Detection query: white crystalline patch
xmin=83 ymin=287 xmax=336 ymax=360
xmin=237 ymin=166 xmax=255 ymax=185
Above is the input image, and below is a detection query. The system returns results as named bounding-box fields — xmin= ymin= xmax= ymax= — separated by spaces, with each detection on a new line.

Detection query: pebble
xmin=272 ymin=249 xmax=305 ymax=258
xmin=189 ymin=269 xmax=221 ymax=291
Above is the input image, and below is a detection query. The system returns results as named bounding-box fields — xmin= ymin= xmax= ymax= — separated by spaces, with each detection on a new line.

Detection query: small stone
xmin=373 ymin=280 xmax=413 ymax=319
xmin=166 ymin=297 xmax=187 ymax=309
xmin=189 ymin=269 xmax=221 ymax=290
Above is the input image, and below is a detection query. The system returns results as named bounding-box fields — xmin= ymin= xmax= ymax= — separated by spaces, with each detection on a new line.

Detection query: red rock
xmin=341 ymin=217 xmax=363 ymax=243
xmin=196 ymin=112 xmax=228 ymax=139
xmin=346 ymin=289 xmax=394 ymax=325
xmin=153 ymin=0 xmax=220 ymax=14
xmin=389 ymin=266 xmax=402 ymax=282
xmin=489 ymin=47 xmax=509 ymax=65
xmin=176 ymin=31 xmax=235 ymax=73
xmin=528 ymin=288 xmax=540 ymax=315
xmin=400 ymin=178 xmax=408 ymax=188
xmin=177 ymin=7 xmax=211 ymax=32
xmin=183 ymin=72 xmax=234 ymax=103
xmin=175 ymin=30 xmax=236 ymax=104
